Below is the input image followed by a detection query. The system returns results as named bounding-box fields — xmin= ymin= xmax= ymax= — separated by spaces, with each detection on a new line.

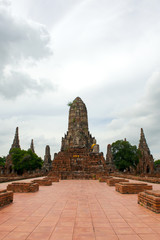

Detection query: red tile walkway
xmin=1 ymin=179 xmax=160 ymax=239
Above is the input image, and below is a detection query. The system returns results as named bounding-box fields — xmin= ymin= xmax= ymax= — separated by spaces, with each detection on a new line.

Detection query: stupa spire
xmin=61 ymin=97 xmax=95 ymax=150
xmin=30 ymin=139 xmax=35 ymax=153
xmin=10 ymin=127 xmax=20 ymax=150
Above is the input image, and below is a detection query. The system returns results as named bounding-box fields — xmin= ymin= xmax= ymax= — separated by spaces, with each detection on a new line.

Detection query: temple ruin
xmin=5 ymin=127 xmax=21 ymax=174
xmin=137 ymin=128 xmax=154 ymax=174
xmin=49 ymin=97 xmax=107 ymax=179
xmin=30 ymin=139 xmax=35 ymax=153
xmin=42 ymin=145 xmax=52 ymax=172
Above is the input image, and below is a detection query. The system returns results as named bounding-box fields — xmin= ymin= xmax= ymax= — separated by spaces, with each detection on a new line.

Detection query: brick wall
xmin=106 ymin=178 xmax=129 ymax=186
xmin=115 ymin=182 xmax=152 ymax=194
xmin=0 ymin=189 xmax=13 ymax=208
xmin=99 ymin=176 xmax=112 ymax=182
xmin=44 ymin=177 xmax=59 ymax=182
xmin=7 ymin=182 xmax=39 ymax=192
xmin=138 ymin=190 xmax=160 ymax=213
xmin=32 ymin=179 xmax=52 ymax=186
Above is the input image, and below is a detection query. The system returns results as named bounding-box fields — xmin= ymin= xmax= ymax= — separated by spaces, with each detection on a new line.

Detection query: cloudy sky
xmin=0 ymin=0 xmax=160 ymax=160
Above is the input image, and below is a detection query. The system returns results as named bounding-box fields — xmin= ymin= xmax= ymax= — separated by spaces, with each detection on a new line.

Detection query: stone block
xmin=0 ymin=189 xmax=13 ymax=207
xmin=7 ymin=182 xmax=39 ymax=192
xmin=138 ymin=190 xmax=160 ymax=213
xmin=115 ymin=182 xmax=152 ymax=194
xmin=106 ymin=178 xmax=129 ymax=186
xmin=44 ymin=177 xmax=59 ymax=182
xmin=99 ymin=176 xmax=112 ymax=182
xmin=32 ymin=179 xmax=52 ymax=186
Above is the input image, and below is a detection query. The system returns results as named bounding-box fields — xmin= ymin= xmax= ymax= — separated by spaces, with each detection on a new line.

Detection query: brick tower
xmin=137 ymin=128 xmax=154 ymax=174
xmin=49 ymin=97 xmax=107 ymax=179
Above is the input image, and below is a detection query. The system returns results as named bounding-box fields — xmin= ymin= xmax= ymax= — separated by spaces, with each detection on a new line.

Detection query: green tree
xmin=10 ymin=148 xmax=43 ymax=175
xmin=0 ymin=156 xmax=6 ymax=167
xmin=111 ymin=140 xmax=140 ymax=172
xmin=154 ymin=159 xmax=160 ymax=167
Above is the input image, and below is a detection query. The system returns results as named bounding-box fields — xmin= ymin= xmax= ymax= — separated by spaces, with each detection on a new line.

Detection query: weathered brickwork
xmin=32 ymin=179 xmax=52 ymax=186
xmin=106 ymin=178 xmax=129 ymax=186
xmin=7 ymin=182 xmax=39 ymax=192
xmin=49 ymin=97 xmax=107 ymax=179
xmin=137 ymin=128 xmax=154 ymax=174
xmin=44 ymin=177 xmax=59 ymax=182
xmin=0 ymin=189 xmax=13 ymax=208
xmin=138 ymin=190 xmax=160 ymax=213
xmin=99 ymin=176 xmax=112 ymax=182
xmin=115 ymin=182 xmax=152 ymax=194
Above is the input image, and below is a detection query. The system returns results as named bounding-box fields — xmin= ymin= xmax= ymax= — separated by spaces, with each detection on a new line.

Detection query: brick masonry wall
xmin=7 ymin=182 xmax=39 ymax=192
xmin=32 ymin=179 xmax=52 ymax=186
xmin=138 ymin=190 xmax=160 ymax=213
xmin=115 ymin=182 xmax=152 ymax=194
xmin=44 ymin=177 xmax=59 ymax=182
xmin=0 ymin=189 xmax=13 ymax=208
xmin=99 ymin=176 xmax=112 ymax=182
xmin=106 ymin=178 xmax=129 ymax=186
xmin=110 ymin=173 xmax=160 ymax=184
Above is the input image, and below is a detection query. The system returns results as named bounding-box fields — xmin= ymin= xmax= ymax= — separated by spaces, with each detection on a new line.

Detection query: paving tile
xmin=138 ymin=234 xmax=160 ymax=240
xmin=114 ymin=227 xmax=136 ymax=235
xmin=26 ymin=231 xmax=51 ymax=240
xmin=117 ymin=234 xmax=141 ymax=240
xmin=3 ymin=231 xmax=30 ymax=240
xmin=1 ymin=179 xmax=160 ymax=240
xmin=0 ymin=232 xmax=9 ymax=240
xmin=132 ymin=227 xmax=156 ymax=234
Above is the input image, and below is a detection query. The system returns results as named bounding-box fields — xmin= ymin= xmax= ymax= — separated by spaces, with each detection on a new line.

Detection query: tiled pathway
xmin=1 ymin=179 xmax=160 ymax=239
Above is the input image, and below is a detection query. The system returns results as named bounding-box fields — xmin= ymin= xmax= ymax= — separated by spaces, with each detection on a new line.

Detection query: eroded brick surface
xmin=32 ymin=179 xmax=52 ymax=186
xmin=138 ymin=190 xmax=160 ymax=213
xmin=0 ymin=189 xmax=13 ymax=207
xmin=106 ymin=178 xmax=129 ymax=186
xmin=7 ymin=182 xmax=39 ymax=192
xmin=116 ymin=182 xmax=152 ymax=194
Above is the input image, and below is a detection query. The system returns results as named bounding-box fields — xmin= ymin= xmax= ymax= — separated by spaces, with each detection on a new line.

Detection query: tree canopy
xmin=154 ymin=159 xmax=160 ymax=167
xmin=111 ymin=140 xmax=140 ymax=172
xmin=10 ymin=148 xmax=43 ymax=175
xmin=0 ymin=156 xmax=6 ymax=167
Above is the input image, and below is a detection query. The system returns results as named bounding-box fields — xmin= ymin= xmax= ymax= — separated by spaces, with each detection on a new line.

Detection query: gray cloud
xmin=0 ymin=71 xmax=54 ymax=99
xmin=0 ymin=1 xmax=54 ymax=98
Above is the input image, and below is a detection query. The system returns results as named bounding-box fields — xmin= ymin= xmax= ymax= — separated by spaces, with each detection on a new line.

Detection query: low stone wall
xmin=110 ymin=173 xmax=160 ymax=184
xmin=0 ymin=189 xmax=13 ymax=208
xmin=138 ymin=190 xmax=160 ymax=213
xmin=0 ymin=173 xmax=45 ymax=183
xmin=106 ymin=178 xmax=129 ymax=186
xmin=32 ymin=179 xmax=52 ymax=186
xmin=99 ymin=176 xmax=112 ymax=182
xmin=115 ymin=182 xmax=152 ymax=194
xmin=44 ymin=177 xmax=59 ymax=182
xmin=7 ymin=182 xmax=39 ymax=192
